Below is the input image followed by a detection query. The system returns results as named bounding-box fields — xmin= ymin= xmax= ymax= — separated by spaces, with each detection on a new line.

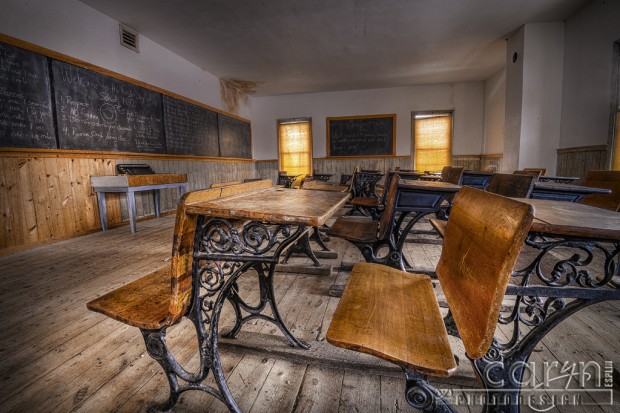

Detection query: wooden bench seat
xmin=87 ymin=266 xmax=173 ymax=330
xmin=327 ymin=216 xmax=378 ymax=243
xmin=328 ymin=175 xmax=403 ymax=268
xmin=327 ymin=263 xmax=456 ymax=376
xmin=87 ymin=179 xmax=273 ymax=337
xmin=327 ymin=187 xmax=534 ymax=411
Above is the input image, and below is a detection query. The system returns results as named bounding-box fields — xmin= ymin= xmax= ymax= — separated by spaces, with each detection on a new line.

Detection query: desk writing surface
xmin=400 ymin=180 xmax=461 ymax=192
xmin=90 ymin=173 xmax=187 ymax=188
xmin=533 ymin=182 xmax=611 ymax=194
xmin=517 ymin=198 xmax=620 ymax=241
xmin=186 ymin=187 xmax=350 ymax=227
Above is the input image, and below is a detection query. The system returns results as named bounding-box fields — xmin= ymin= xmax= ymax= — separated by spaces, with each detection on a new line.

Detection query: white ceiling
xmin=80 ymin=0 xmax=590 ymax=96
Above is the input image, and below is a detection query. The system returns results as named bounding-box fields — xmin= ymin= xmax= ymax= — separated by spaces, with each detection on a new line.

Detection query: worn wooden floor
xmin=0 ymin=212 xmax=618 ymax=413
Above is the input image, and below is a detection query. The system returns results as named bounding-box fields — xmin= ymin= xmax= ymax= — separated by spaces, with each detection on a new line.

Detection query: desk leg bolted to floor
xmin=144 ymin=217 xmax=310 ymax=412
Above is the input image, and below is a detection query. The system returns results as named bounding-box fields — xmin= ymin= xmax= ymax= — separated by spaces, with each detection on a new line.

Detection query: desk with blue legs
xmin=90 ymin=173 xmax=187 ymax=233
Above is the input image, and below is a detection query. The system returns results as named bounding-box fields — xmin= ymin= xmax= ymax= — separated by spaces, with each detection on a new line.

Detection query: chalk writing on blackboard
xmin=327 ymin=115 xmax=395 ymax=157
xmin=0 ymin=42 xmax=56 ymax=148
xmin=218 ymin=114 xmax=252 ymax=159
xmin=52 ymin=60 xmax=166 ymax=153
xmin=163 ymin=95 xmax=219 ymax=156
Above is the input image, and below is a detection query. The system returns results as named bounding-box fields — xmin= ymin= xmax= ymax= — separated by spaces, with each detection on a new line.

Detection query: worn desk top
xmin=186 ymin=187 xmax=350 ymax=227
xmin=538 ymin=175 xmax=579 ymax=182
xmin=533 ymin=181 xmax=611 ymax=195
xmin=90 ymin=173 xmax=187 ymax=188
xmin=400 ymin=180 xmax=461 ymax=192
xmin=517 ymin=198 xmax=620 ymax=241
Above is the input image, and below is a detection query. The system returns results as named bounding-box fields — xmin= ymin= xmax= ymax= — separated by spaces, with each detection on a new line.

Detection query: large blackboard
xmin=0 ymin=39 xmax=252 ymax=159
xmin=163 ymin=95 xmax=219 ymax=156
xmin=0 ymin=42 xmax=56 ymax=148
xmin=218 ymin=113 xmax=252 ymax=159
xmin=52 ymin=60 xmax=166 ymax=153
xmin=327 ymin=114 xmax=395 ymax=157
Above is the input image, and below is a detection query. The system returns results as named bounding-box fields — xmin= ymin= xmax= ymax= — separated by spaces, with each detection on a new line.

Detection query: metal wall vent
xmin=119 ymin=24 xmax=139 ymax=52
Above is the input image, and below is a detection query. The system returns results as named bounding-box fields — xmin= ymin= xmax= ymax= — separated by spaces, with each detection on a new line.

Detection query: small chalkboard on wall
xmin=0 ymin=42 xmax=56 ymax=149
xmin=52 ymin=60 xmax=166 ymax=153
xmin=327 ymin=114 xmax=395 ymax=157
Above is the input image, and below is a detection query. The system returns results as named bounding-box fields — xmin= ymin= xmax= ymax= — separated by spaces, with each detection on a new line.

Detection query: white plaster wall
xmin=251 ymin=83 xmax=484 ymax=160
xmin=560 ymin=0 xmax=620 ymax=149
xmin=504 ymin=27 xmax=525 ymax=172
xmin=483 ymin=68 xmax=506 ymax=155
xmin=0 ymin=0 xmax=246 ymax=118
xmin=519 ymin=22 xmax=564 ymax=174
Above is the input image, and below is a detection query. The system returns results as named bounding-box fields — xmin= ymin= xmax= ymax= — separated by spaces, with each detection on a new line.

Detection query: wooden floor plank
xmin=339 ymin=370 xmax=381 ymax=412
xmin=292 ymin=365 xmax=344 ymax=413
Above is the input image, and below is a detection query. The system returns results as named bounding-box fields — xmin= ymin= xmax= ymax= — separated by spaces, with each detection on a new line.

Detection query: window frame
xmin=411 ymin=110 xmax=454 ymax=173
xmin=277 ymin=117 xmax=314 ymax=177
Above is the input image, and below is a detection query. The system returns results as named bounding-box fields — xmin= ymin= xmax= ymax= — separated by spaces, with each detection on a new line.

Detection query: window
xmin=278 ymin=118 xmax=313 ymax=177
xmin=412 ymin=112 xmax=453 ymax=173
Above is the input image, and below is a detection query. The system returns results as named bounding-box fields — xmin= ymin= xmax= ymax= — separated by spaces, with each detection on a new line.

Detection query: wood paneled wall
xmin=3 ymin=151 xmax=510 ymax=253
xmin=453 ymin=154 xmax=503 ymax=172
xmin=0 ymin=153 xmax=117 ymax=250
xmin=0 ymin=151 xmax=260 ymax=252
xmin=556 ymin=145 xmax=609 ymax=178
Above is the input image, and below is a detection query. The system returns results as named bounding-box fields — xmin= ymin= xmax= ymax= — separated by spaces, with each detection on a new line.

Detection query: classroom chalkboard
xmin=218 ymin=113 xmax=252 ymax=159
xmin=163 ymin=95 xmax=219 ymax=156
xmin=327 ymin=115 xmax=395 ymax=157
xmin=0 ymin=38 xmax=253 ymax=159
xmin=0 ymin=42 xmax=56 ymax=149
xmin=52 ymin=60 xmax=166 ymax=153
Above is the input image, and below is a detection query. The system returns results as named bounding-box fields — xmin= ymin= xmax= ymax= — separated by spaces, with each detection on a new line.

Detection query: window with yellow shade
xmin=278 ymin=118 xmax=313 ymax=177
xmin=412 ymin=112 xmax=453 ymax=173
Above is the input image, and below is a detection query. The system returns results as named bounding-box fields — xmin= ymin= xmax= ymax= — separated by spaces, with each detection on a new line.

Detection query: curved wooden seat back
xmin=440 ymin=166 xmax=451 ymax=182
xmin=377 ymin=174 xmax=401 ymax=241
xmin=579 ymin=170 xmax=620 ymax=211
xmin=513 ymin=169 xmax=542 ymax=180
xmin=436 ymin=186 xmax=534 ymax=359
xmin=523 ymin=167 xmax=546 ymax=176
xmin=443 ymin=166 xmax=464 ymax=185
xmin=486 ymin=173 xmax=536 ymax=198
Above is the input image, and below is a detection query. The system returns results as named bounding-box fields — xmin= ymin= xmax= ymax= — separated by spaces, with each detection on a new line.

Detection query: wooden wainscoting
xmin=556 ymin=145 xmax=609 ymax=178
xmin=0 ymin=150 xmax=260 ymax=253
xmin=0 ymin=152 xmax=119 ymax=251
xmin=453 ymin=154 xmax=503 ymax=172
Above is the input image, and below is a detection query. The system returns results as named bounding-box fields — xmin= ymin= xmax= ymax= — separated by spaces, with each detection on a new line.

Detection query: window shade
xmin=278 ymin=120 xmax=312 ymax=176
xmin=414 ymin=115 xmax=452 ymax=173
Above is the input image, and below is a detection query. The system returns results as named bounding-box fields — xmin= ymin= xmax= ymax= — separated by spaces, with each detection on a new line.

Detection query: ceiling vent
xmin=119 ymin=24 xmax=139 ymax=52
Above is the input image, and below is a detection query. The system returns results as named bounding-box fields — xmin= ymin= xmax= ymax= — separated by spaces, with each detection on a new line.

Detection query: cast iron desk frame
xmin=149 ymin=188 xmax=349 ymax=413
xmin=91 ymin=178 xmax=187 ymax=233
xmin=380 ymin=180 xmax=460 ymax=270
xmin=312 ymin=173 xmax=334 ymax=182
xmin=390 ymin=199 xmax=620 ymax=413
xmin=277 ymin=174 xmax=302 ymax=188
xmin=463 ymin=199 xmax=619 ymax=412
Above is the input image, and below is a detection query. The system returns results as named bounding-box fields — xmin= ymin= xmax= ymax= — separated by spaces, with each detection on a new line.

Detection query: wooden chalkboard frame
xmin=326 ymin=114 xmax=396 ymax=158
xmin=0 ymin=34 xmax=253 ymax=160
